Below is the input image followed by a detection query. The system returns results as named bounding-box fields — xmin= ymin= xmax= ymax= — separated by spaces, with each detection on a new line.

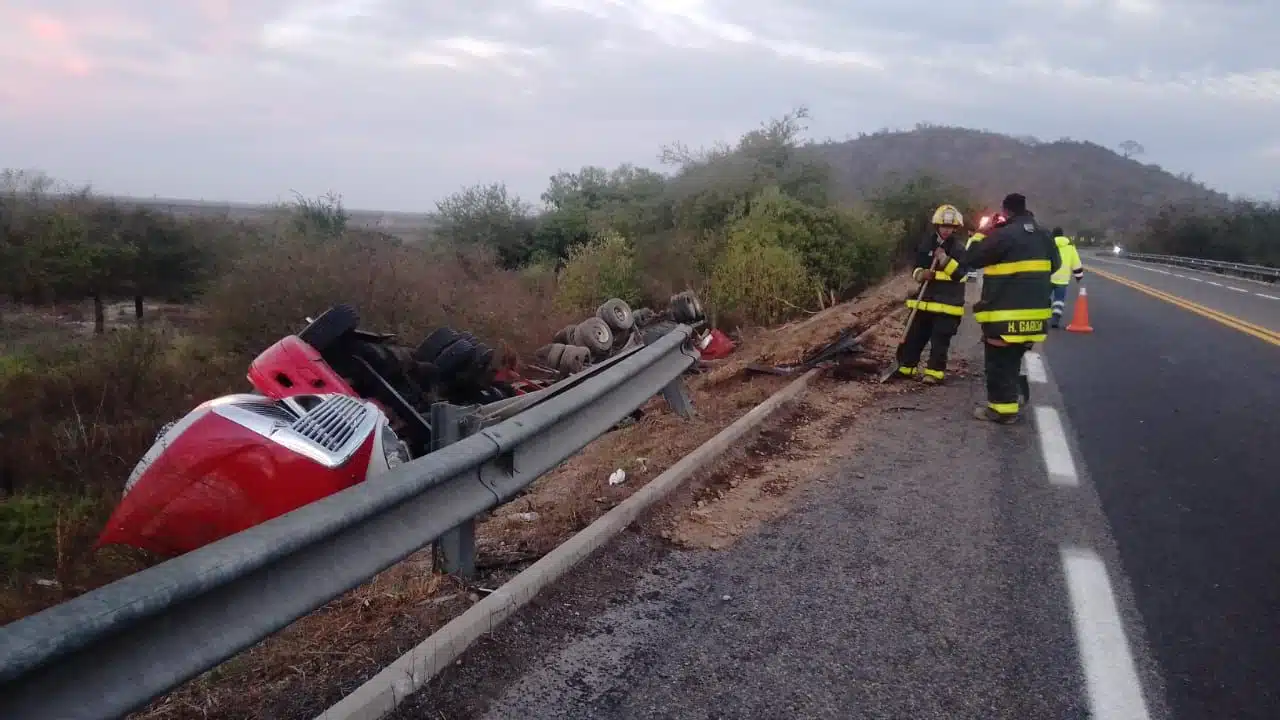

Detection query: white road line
xmin=1190 ymin=277 xmax=1205 ymax=282
xmin=1227 ymin=286 xmax=1248 ymax=293
xmin=1152 ymin=269 xmax=1171 ymax=275
xmin=1172 ymin=274 xmax=1187 ymax=279
xmin=1023 ymin=351 xmax=1048 ymax=384
xmin=1061 ymin=547 xmax=1152 ymax=720
xmin=1258 ymin=293 xmax=1280 ymax=300
xmin=1033 ymin=406 xmax=1077 ymax=486
xmin=1207 ymin=281 xmax=1223 ymax=287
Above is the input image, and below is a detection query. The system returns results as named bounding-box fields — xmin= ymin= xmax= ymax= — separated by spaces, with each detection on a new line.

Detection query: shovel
xmin=878 ymin=256 xmax=942 ymax=383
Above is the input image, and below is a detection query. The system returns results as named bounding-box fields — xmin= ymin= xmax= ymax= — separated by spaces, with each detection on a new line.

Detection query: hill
xmin=815 ymin=126 xmax=1231 ymax=238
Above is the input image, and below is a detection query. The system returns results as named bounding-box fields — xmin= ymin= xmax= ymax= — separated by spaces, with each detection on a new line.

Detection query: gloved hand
xmin=912 ymin=268 xmax=937 ymax=282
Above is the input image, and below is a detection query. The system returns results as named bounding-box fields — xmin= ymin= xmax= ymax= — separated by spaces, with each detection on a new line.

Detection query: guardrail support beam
xmin=430 ymin=403 xmax=478 ymax=578
xmin=661 ymin=376 xmax=695 ymax=418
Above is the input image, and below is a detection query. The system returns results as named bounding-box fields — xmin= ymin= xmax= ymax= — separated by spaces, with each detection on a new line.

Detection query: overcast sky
xmin=2 ymin=0 xmax=1277 ymax=211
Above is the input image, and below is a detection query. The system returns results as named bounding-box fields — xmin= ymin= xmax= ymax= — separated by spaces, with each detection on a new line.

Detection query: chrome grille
xmin=289 ymin=395 xmax=371 ymax=453
xmin=233 ymin=401 xmax=299 ymax=425
xmin=211 ymin=393 xmax=381 ymax=468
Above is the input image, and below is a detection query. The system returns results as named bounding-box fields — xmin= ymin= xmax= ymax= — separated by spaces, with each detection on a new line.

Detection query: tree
xmin=660 ymin=107 xmax=832 ymax=236
xmin=869 ymin=174 xmax=977 ymax=262
xmin=533 ymin=164 xmax=671 ymax=260
xmin=122 ymin=209 xmax=211 ymax=323
xmin=434 ymin=183 xmax=534 ymax=267
xmin=32 ymin=205 xmax=134 ymax=332
xmin=554 ymin=231 xmax=642 ymax=311
xmin=1118 ymin=140 xmax=1145 ymax=159
xmin=723 ymin=186 xmax=899 ymax=300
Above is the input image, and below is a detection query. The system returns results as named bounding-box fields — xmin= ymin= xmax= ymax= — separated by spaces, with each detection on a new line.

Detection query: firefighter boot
xmin=973 ymin=406 xmax=1020 ymax=424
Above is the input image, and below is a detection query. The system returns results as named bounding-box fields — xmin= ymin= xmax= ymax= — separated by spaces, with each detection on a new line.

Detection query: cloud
xmin=0 ymin=0 xmax=1276 ymax=208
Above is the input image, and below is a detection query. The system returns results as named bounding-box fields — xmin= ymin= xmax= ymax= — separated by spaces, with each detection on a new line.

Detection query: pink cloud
xmin=26 ymin=14 xmax=71 ymax=44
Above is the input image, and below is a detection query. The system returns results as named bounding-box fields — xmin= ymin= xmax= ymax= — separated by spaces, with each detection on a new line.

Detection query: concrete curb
xmin=315 ymin=367 xmax=823 ymax=720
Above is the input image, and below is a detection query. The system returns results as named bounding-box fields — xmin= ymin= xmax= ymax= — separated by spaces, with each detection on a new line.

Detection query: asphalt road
xmin=388 ymin=310 xmax=1175 ymax=720
xmin=1046 ymin=261 xmax=1280 ymax=719
xmin=1087 ymin=253 xmax=1280 ymax=335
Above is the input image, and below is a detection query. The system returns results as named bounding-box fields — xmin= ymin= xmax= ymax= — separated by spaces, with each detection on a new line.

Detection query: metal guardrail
xmin=0 ymin=326 xmax=700 ymax=720
xmin=1121 ymin=252 xmax=1280 ymax=282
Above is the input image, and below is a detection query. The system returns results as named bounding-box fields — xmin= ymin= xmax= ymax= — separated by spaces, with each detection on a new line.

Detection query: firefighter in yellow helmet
xmin=892 ymin=204 xmax=968 ymax=385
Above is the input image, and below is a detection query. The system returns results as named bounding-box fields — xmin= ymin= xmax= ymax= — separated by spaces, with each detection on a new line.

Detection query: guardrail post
xmin=661 ymin=376 xmax=695 ymax=418
xmin=430 ymin=402 xmax=477 ymax=578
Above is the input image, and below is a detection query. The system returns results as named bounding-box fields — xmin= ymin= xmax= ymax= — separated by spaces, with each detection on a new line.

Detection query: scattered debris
xmin=607 ymin=469 xmax=627 ymax=486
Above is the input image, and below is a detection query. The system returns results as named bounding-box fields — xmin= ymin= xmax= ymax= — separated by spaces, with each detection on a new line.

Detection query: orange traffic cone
xmin=1066 ymin=285 xmax=1093 ymax=333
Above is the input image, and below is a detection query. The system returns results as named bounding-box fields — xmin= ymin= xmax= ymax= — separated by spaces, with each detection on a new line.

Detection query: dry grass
xmin=0 ymin=235 xmax=577 ymax=624
xmin=127 ymin=271 xmax=916 ymax=720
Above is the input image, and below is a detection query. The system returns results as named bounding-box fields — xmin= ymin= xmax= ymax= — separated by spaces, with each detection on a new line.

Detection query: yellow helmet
xmin=931 ymin=204 xmax=963 ymax=227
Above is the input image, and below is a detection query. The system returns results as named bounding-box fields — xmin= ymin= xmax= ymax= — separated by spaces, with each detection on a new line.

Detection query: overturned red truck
xmin=98 ymin=296 xmax=730 ymax=557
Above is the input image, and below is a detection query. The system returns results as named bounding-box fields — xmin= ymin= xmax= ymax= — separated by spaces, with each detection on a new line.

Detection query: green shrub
xmin=554 ymin=231 xmax=643 ymax=312
xmin=708 ymin=230 xmax=816 ymax=326
xmin=720 ymin=187 xmax=900 ymax=301
xmin=0 ymin=493 xmax=100 ymax=579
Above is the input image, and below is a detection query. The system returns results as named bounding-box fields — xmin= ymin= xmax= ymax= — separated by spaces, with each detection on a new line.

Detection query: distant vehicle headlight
xmin=1112 ymin=245 xmax=1123 ymax=255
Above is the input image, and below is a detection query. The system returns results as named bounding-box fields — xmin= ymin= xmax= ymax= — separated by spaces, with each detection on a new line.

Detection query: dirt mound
xmin=699 ymin=273 xmax=917 ymax=387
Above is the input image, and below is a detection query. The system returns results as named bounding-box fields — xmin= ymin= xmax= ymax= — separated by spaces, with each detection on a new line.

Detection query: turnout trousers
xmin=983 ymin=340 xmax=1031 ymax=417
xmin=895 ymin=311 xmax=961 ymax=380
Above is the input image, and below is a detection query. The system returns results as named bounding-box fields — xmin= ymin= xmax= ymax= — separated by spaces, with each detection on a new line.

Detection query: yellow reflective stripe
xmin=973 ymin=308 xmax=1052 ymax=323
xmin=943 ymin=258 xmax=959 ymax=276
xmin=906 ymin=299 xmax=965 ymax=316
xmin=984 ymin=259 xmax=1052 ymax=276
xmin=988 ymin=401 xmax=1020 ymax=415
xmin=999 ymin=333 xmax=1047 ymax=343
xmin=934 ymin=270 xmax=952 ymax=281
xmin=923 ymin=368 xmax=944 ymax=379
xmin=897 ymin=366 xmax=915 ymax=376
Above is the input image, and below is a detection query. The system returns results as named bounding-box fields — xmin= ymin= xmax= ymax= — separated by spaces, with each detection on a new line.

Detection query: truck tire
xmin=641 ymin=319 xmax=679 ymax=346
xmin=536 ymin=343 xmax=565 ymax=369
xmin=414 ymin=327 xmax=460 ymax=362
xmin=575 ymin=317 xmax=614 ymax=356
xmin=298 ymin=304 xmax=360 ymax=352
xmin=669 ymin=291 xmax=703 ymax=324
xmin=434 ymin=339 xmax=476 ymax=375
xmin=632 ymin=307 xmax=656 ymax=328
xmin=553 ymin=324 xmax=577 ymax=345
xmin=559 ymin=345 xmax=591 ymax=374
xmin=596 ymin=298 xmax=634 ymax=333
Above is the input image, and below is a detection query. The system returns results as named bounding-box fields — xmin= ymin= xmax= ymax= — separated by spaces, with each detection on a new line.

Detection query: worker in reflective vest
xmin=933 ymin=193 xmax=1060 ymax=424
xmin=893 ymin=204 xmax=968 ymax=384
xmin=1049 ymin=227 xmax=1085 ymax=328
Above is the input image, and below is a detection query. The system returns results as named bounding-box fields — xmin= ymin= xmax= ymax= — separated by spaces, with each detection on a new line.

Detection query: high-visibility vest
xmin=1051 ymin=236 xmax=1083 ymax=286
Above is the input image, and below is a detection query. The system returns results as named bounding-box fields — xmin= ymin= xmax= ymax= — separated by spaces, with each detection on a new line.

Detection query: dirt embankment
xmin=132 ymin=273 xmax=959 ymax=720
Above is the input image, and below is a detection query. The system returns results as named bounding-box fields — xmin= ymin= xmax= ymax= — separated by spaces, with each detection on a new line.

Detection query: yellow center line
xmin=1090 ymin=267 xmax=1280 ymax=347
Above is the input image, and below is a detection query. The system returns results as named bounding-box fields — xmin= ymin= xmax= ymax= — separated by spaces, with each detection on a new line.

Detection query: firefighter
xmin=1049 ymin=227 xmax=1084 ymax=328
xmin=933 ymin=193 xmax=1059 ymax=424
xmin=893 ymin=204 xmax=968 ymax=384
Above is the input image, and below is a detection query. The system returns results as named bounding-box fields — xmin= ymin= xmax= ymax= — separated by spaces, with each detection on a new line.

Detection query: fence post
xmin=661 ymin=376 xmax=695 ymax=418
xmin=430 ymin=402 xmax=477 ymax=577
